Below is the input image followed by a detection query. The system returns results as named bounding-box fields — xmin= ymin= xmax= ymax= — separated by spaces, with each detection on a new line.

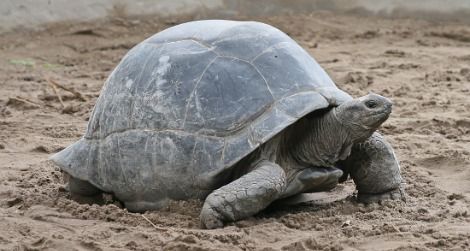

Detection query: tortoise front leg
xmin=200 ymin=161 xmax=286 ymax=229
xmin=339 ymin=132 xmax=405 ymax=203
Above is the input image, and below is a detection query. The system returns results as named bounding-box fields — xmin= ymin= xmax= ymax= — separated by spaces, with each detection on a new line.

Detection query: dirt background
xmin=0 ymin=11 xmax=469 ymax=251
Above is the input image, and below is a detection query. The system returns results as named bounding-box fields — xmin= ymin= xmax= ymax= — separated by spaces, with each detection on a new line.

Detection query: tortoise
xmin=51 ymin=20 xmax=404 ymax=229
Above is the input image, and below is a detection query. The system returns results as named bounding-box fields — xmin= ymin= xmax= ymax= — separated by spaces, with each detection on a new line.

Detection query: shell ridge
xmin=181 ymin=55 xmax=219 ymax=128
xmin=250 ymin=41 xmax=290 ymax=63
xmin=208 ymin=55 xmax=276 ymax=102
xmin=220 ymin=140 xmax=227 ymax=163
xmin=127 ymin=45 xmax=158 ymax=131
xmin=146 ymin=38 xmax=220 ymax=55
xmin=85 ymin=89 xmax=332 ymax=142
xmin=252 ymin=64 xmax=275 ymax=100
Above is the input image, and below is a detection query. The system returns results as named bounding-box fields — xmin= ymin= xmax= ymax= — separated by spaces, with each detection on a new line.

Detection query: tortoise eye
xmin=365 ymin=100 xmax=378 ymax=108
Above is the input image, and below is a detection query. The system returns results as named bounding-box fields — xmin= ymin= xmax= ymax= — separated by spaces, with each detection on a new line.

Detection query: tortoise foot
xmin=200 ymin=203 xmax=224 ymax=229
xmin=357 ymin=186 xmax=406 ymax=204
xmin=65 ymin=174 xmax=104 ymax=205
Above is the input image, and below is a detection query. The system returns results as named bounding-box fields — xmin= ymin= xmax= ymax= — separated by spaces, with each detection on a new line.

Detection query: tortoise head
xmin=334 ymin=93 xmax=392 ymax=142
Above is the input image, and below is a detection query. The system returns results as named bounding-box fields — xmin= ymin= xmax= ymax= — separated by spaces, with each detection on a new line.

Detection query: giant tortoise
xmin=51 ymin=20 xmax=404 ymax=229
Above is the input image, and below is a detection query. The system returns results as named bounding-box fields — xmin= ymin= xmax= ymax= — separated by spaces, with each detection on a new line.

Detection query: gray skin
xmin=50 ymin=20 xmax=404 ymax=229
xmin=338 ymin=132 xmax=405 ymax=202
xmin=199 ymin=93 xmax=399 ymax=229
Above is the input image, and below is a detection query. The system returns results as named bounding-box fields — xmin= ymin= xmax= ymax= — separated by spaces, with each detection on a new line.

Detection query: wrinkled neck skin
xmin=277 ymin=107 xmax=376 ymax=173
xmin=251 ymin=107 xmax=375 ymax=179
xmin=280 ymin=108 xmax=351 ymax=169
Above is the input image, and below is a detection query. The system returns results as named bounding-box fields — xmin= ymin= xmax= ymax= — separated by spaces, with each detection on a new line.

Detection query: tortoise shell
xmin=52 ymin=20 xmax=351 ymax=203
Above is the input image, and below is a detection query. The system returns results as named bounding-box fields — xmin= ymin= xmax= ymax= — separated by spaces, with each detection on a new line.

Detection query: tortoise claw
xmin=357 ymin=186 xmax=406 ymax=204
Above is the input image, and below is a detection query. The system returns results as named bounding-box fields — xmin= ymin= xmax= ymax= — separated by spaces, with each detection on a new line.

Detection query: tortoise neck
xmin=284 ymin=108 xmax=353 ymax=168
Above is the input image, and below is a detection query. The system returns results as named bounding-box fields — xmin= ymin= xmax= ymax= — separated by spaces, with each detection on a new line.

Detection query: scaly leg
xmin=200 ymin=160 xmax=286 ymax=229
xmin=339 ymin=132 xmax=405 ymax=203
xmin=64 ymin=173 xmax=104 ymax=205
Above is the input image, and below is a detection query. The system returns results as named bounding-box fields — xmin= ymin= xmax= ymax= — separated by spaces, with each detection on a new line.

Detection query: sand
xmin=0 ymin=12 xmax=469 ymax=250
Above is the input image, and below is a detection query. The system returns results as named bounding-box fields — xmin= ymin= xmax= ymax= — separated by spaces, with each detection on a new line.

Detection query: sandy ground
xmin=0 ymin=12 xmax=469 ymax=251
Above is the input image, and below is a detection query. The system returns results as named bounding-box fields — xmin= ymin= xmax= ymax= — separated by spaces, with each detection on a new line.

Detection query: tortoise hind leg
xmin=64 ymin=174 xmax=104 ymax=205
xmin=124 ymin=200 xmax=168 ymax=213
